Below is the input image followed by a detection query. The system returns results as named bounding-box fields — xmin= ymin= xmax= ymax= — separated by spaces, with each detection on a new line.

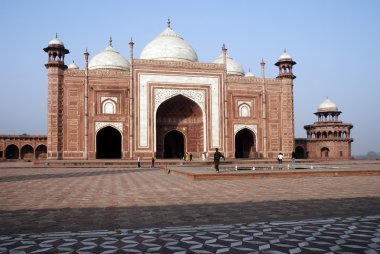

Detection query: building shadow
xmin=1 ymin=196 xmax=380 ymax=234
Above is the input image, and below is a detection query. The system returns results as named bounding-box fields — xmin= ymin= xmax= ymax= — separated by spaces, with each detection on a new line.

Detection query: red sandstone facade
xmin=0 ymin=24 xmax=353 ymax=161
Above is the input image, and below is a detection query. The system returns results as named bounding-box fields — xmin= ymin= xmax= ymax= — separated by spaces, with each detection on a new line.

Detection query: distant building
xmin=295 ymin=98 xmax=353 ymax=159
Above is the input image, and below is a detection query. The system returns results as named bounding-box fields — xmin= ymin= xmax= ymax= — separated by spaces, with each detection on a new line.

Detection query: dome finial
xmin=167 ymin=17 xmax=171 ymax=28
xmin=109 ymin=36 xmax=113 ymax=46
xmin=284 ymin=48 xmax=287 ymax=53
xmin=55 ymin=33 xmax=58 ymax=38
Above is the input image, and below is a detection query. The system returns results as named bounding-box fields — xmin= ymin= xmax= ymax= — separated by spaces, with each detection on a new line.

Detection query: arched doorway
xmin=21 ymin=145 xmax=34 ymax=160
xmin=235 ymin=128 xmax=255 ymax=158
xmin=35 ymin=145 xmax=47 ymax=159
xmin=321 ymin=147 xmax=329 ymax=158
xmin=164 ymin=130 xmax=185 ymax=158
xmin=96 ymin=126 xmax=122 ymax=159
xmin=295 ymin=146 xmax=305 ymax=159
xmin=156 ymin=95 xmax=203 ymax=158
xmin=5 ymin=144 xmax=19 ymax=159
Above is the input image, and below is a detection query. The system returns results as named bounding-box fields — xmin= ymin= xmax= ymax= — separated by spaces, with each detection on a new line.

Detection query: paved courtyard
xmin=0 ymin=163 xmax=380 ymax=253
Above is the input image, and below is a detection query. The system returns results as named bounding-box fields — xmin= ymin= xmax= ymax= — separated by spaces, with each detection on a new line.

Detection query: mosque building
xmin=0 ymin=20 xmax=353 ymax=161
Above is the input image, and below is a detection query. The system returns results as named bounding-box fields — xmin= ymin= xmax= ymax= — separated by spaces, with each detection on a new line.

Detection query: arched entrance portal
xmin=321 ymin=147 xmax=329 ymax=158
xmin=5 ymin=144 xmax=19 ymax=159
xmin=156 ymin=95 xmax=204 ymax=159
xmin=295 ymin=146 xmax=305 ymax=159
xmin=96 ymin=126 xmax=122 ymax=159
xmin=35 ymin=145 xmax=47 ymax=159
xmin=21 ymin=145 xmax=34 ymax=160
xmin=164 ymin=130 xmax=185 ymax=158
xmin=235 ymin=128 xmax=255 ymax=158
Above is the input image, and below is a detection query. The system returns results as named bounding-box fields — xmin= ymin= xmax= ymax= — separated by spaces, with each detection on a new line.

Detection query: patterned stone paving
xmin=1 ymin=215 xmax=379 ymax=253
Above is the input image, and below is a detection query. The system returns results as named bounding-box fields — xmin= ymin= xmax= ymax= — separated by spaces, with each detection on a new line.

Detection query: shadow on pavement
xmin=1 ymin=196 xmax=380 ymax=234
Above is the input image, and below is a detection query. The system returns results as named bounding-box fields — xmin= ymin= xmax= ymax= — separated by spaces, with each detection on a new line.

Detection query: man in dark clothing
xmin=214 ymin=148 xmax=225 ymax=173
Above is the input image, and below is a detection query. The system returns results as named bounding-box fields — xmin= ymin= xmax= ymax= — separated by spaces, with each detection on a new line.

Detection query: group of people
xmin=183 ymin=152 xmax=193 ymax=161
xmin=277 ymin=151 xmax=297 ymax=170
xmin=136 ymin=149 xmax=297 ymax=172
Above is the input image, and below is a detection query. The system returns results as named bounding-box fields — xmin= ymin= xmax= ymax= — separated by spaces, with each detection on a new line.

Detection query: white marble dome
xmin=68 ymin=61 xmax=79 ymax=69
xmin=89 ymin=45 xmax=130 ymax=71
xmin=317 ymin=98 xmax=339 ymax=112
xmin=279 ymin=51 xmax=292 ymax=60
xmin=245 ymin=68 xmax=255 ymax=77
xmin=213 ymin=53 xmax=245 ymax=76
xmin=48 ymin=37 xmax=64 ymax=46
xmin=140 ymin=26 xmax=198 ymax=62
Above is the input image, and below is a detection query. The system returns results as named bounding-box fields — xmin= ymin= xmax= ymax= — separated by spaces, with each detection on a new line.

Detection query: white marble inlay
xmin=95 ymin=121 xmax=123 ymax=134
xmin=139 ymin=74 xmax=220 ymax=148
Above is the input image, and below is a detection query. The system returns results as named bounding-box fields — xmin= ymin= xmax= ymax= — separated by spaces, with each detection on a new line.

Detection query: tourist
xmin=214 ymin=148 xmax=225 ymax=173
xmin=190 ymin=152 xmax=193 ymax=161
xmin=151 ymin=156 xmax=155 ymax=168
xmin=277 ymin=152 xmax=283 ymax=170
xmin=137 ymin=155 xmax=141 ymax=168
xmin=291 ymin=151 xmax=296 ymax=169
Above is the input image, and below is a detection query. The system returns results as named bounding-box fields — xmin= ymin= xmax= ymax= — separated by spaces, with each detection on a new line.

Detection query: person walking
xmin=277 ymin=152 xmax=283 ymax=170
xmin=137 ymin=155 xmax=141 ymax=168
xmin=214 ymin=148 xmax=225 ymax=173
xmin=291 ymin=151 xmax=296 ymax=169
xmin=151 ymin=156 xmax=155 ymax=168
xmin=189 ymin=153 xmax=193 ymax=161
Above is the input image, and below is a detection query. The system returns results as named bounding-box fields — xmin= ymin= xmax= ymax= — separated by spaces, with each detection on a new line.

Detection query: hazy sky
xmin=0 ymin=0 xmax=379 ymax=155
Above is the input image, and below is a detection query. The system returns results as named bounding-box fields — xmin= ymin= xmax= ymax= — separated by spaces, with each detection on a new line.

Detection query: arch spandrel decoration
xmin=234 ymin=124 xmax=257 ymax=135
xmin=95 ymin=122 xmax=123 ymax=134
xmin=154 ymin=89 xmax=205 ymax=112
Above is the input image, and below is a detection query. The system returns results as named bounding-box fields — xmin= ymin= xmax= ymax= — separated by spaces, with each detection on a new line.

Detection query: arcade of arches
xmin=0 ymin=135 xmax=47 ymax=160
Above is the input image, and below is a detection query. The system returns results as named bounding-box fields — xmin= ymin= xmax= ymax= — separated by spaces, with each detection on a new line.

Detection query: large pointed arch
xmin=234 ymin=128 xmax=256 ymax=158
xmin=155 ymin=94 xmax=204 ymax=159
xmin=96 ymin=126 xmax=122 ymax=159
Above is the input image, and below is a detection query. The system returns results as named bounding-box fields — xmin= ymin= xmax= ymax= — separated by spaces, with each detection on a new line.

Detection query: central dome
xmin=140 ymin=23 xmax=198 ymax=62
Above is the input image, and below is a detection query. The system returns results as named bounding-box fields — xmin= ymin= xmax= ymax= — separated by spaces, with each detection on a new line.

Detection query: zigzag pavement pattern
xmin=1 ymin=215 xmax=380 ymax=253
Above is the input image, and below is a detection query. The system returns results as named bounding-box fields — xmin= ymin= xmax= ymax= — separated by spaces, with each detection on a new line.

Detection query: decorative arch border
xmin=95 ymin=121 xmax=123 ymax=134
xmin=139 ymin=74 xmax=220 ymax=148
xmin=233 ymin=124 xmax=258 ymax=151
xmin=94 ymin=121 xmax=123 ymax=155
xmin=154 ymin=89 xmax=206 ymax=153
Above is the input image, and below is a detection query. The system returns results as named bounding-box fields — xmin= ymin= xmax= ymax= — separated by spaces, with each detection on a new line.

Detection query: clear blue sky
xmin=0 ymin=0 xmax=379 ymax=155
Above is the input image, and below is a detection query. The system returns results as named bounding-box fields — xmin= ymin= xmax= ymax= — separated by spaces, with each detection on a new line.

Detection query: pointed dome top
xmin=317 ymin=98 xmax=339 ymax=112
xmin=88 ymin=42 xmax=130 ymax=71
xmin=278 ymin=49 xmax=292 ymax=60
xmin=213 ymin=53 xmax=245 ymax=76
xmin=245 ymin=68 xmax=255 ymax=77
xmin=140 ymin=19 xmax=198 ymax=62
xmin=68 ymin=61 xmax=79 ymax=69
xmin=48 ymin=34 xmax=64 ymax=47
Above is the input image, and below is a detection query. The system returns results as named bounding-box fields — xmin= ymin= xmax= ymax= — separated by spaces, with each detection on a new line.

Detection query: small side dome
xmin=245 ymin=68 xmax=255 ymax=77
xmin=68 ymin=61 xmax=79 ymax=69
xmin=89 ymin=41 xmax=130 ymax=71
xmin=140 ymin=19 xmax=198 ymax=62
xmin=317 ymin=98 xmax=339 ymax=112
xmin=213 ymin=53 xmax=245 ymax=76
xmin=278 ymin=52 xmax=292 ymax=60
xmin=48 ymin=34 xmax=64 ymax=47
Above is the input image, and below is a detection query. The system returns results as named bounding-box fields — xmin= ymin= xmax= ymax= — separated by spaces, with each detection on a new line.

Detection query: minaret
xmin=43 ymin=34 xmax=69 ymax=159
xmin=275 ymin=49 xmax=296 ymax=79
